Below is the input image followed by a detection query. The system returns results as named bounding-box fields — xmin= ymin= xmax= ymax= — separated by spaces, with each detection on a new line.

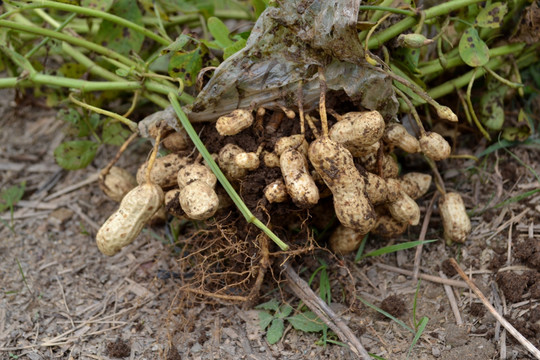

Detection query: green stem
xmin=69 ymin=93 xmax=138 ymax=131
xmin=19 ymin=0 xmax=170 ymax=46
xmin=465 ymin=69 xmax=491 ymax=141
xmin=168 ymin=93 xmax=290 ymax=251
xmin=140 ymin=10 xmax=251 ymax=26
xmin=367 ymin=0 xmax=486 ymax=49
xmin=25 ymin=12 xmax=77 ymax=58
xmin=358 ymin=5 xmax=416 ymax=17
xmin=358 ymin=0 xmax=395 ymax=44
xmin=0 ymin=74 xmax=142 ymax=91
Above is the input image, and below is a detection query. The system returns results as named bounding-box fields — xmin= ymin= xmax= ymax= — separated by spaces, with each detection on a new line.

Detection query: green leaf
xmin=58 ymin=63 xmax=87 ymax=79
xmin=255 ymin=299 xmax=280 ymax=312
xmin=161 ymin=35 xmax=192 ymax=55
xmin=258 ymin=311 xmax=274 ymax=330
xmin=502 ymin=109 xmax=533 ymax=141
xmin=361 ymin=240 xmax=436 ymax=259
xmin=80 ymin=0 xmax=113 ymax=12
xmin=168 ymin=48 xmax=202 ymax=86
xmin=207 ymin=17 xmax=233 ymax=48
xmin=287 ymin=311 xmax=327 ymax=333
xmin=407 ymin=316 xmax=429 ymax=358
xmin=480 ymin=87 xmax=505 ymax=130
xmin=277 ymin=304 xmax=293 ymax=318
xmin=54 ymin=141 xmax=98 ymax=170
xmin=0 ymin=182 xmax=26 ymax=213
xmin=476 ymin=2 xmax=508 ymax=29
xmin=266 ymin=318 xmax=284 ymax=344
xmin=102 ymin=121 xmax=131 ymax=146
xmin=94 ymin=0 xmax=144 ymax=56
xmin=250 ymin=0 xmax=267 ymax=18
xmin=223 ymin=38 xmax=247 ymax=60
xmin=459 ymin=27 xmax=489 ymax=67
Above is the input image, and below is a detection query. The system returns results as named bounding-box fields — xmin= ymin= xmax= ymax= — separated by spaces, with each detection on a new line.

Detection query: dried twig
xmin=413 ymin=192 xmax=439 ymax=281
xmin=283 ymin=262 xmax=371 ymax=359
xmin=376 ymin=263 xmax=468 ymax=288
xmin=449 ymin=258 xmax=540 ymax=358
xmin=439 ymin=271 xmax=463 ymax=325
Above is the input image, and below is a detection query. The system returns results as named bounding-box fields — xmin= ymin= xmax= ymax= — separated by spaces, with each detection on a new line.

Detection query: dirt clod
xmin=106 ymin=338 xmax=131 ymax=358
xmin=441 ymin=259 xmax=457 ymax=277
xmin=496 ymin=272 xmax=528 ymax=303
xmin=380 ymin=295 xmax=406 ymax=317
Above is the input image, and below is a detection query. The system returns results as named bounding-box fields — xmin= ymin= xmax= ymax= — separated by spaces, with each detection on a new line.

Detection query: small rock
xmin=48 ymin=207 xmax=73 ymax=228
xmin=190 ymin=343 xmax=202 ymax=353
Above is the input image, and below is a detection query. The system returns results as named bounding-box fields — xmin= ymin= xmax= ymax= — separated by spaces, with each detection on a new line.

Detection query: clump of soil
xmin=441 ymin=258 xmax=457 ymax=277
xmin=380 ymin=295 xmax=406 ymax=317
xmin=514 ymin=238 xmax=540 ymax=268
xmin=496 ymin=272 xmax=528 ymax=303
xmin=469 ymin=303 xmax=486 ymax=318
xmin=106 ymin=338 xmax=131 ymax=358
xmin=167 ymin=346 xmax=182 ymax=360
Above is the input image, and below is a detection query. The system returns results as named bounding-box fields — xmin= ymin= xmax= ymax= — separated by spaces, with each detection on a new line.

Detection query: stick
xmin=439 ymin=271 xmax=463 ymax=325
xmin=412 ymin=192 xmax=439 ymax=281
xmin=283 ymin=262 xmax=371 ymax=359
xmin=376 ymin=263 xmax=468 ymax=288
xmin=448 ymin=258 xmax=540 ymax=358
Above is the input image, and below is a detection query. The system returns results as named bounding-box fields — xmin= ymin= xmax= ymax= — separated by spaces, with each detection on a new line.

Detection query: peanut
xmin=344 ymin=141 xmax=380 ymax=158
xmin=162 ymin=130 xmax=191 ymax=152
xmin=99 ymin=166 xmax=137 ymax=202
xmin=371 ymin=212 xmax=408 ymax=238
xmin=216 ymin=109 xmax=253 ymax=136
xmin=386 ymin=191 xmax=420 ymax=226
xmin=439 ymin=192 xmax=471 ymax=243
xmin=218 ymin=144 xmax=247 ymax=180
xmin=309 ymin=137 xmax=376 ymax=233
xmin=419 ymin=132 xmax=451 ymax=161
xmin=329 ymin=111 xmax=385 ymax=148
xmin=96 ymin=183 xmax=164 ymax=256
xmin=383 ymin=123 xmax=420 ymax=153
xmin=179 ymin=180 xmax=219 ymax=220
xmin=329 ymin=225 xmax=365 ymax=254
xmin=136 ymin=153 xmax=189 ymax=188
xmin=274 ymin=135 xmax=309 ymax=156
xmin=235 ymin=152 xmax=260 ymax=170
xmin=263 ymin=152 xmax=280 ymax=168
xmin=400 ymin=172 xmax=432 ymax=199
xmin=359 ymin=152 xmax=400 ymax=178
xmin=264 ymin=179 xmax=289 ymax=203
xmin=177 ymin=163 xmax=217 ymax=189
xmin=280 ymin=148 xmax=320 ymax=208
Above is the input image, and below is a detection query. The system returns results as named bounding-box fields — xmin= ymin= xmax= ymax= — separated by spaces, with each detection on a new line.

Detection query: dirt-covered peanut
xmin=329 ymin=225 xmax=365 ymax=254
xmin=280 ymin=148 xmax=319 ymax=208
xmin=216 ymin=109 xmax=253 ymax=136
xmin=329 ymin=110 xmax=385 ymax=148
xmin=96 ymin=183 xmax=164 ymax=256
xmin=371 ymin=212 xmax=408 ymax=238
xmin=179 ymin=180 xmax=219 ymax=220
xmin=235 ymin=152 xmax=260 ymax=170
xmin=419 ymin=132 xmax=451 ymax=161
xmin=177 ymin=163 xmax=217 ymax=189
xmin=264 ymin=179 xmax=288 ymax=203
xmin=383 ymin=123 xmax=420 ymax=153
xmin=365 ymin=172 xmax=389 ymax=205
xmin=439 ymin=192 xmax=471 ymax=243
xmin=263 ymin=152 xmax=280 ymax=168
xmin=162 ymin=130 xmax=191 ymax=152
xmin=309 ymin=137 xmax=376 ymax=233
xmin=218 ymin=144 xmax=247 ymax=180
xmin=99 ymin=166 xmax=137 ymax=202
xmin=386 ymin=191 xmax=420 ymax=226
xmin=400 ymin=172 xmax=432 ymax=199
xmin=136 ymin=153 xmax=189 ymax=188
xmin=345 ymin=141 xmax=380 ymax=157
xmin=359 ymin=152 xmax=400 ymax=178
xmin=274 ymin=135 xmax=309 ymax=156
xmin=164 ymin=189 xmax=185 ymax=218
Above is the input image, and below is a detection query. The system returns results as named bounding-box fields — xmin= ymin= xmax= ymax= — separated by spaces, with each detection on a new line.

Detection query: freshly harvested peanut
xmin=99 ymin=166 xmax=137 ymax=202
xmin=274 ymin=135 xmax=309 ymax=156
xmin=264 ymin=179 xmax=288 ymax=203
xmin=383 ymin=123 xmax=420 ymax=153
xmin=385 ymin=178 xmax=402 ymax=203
xmin=329 ymin=111 xmax=385 ymax=148
xmin=359 ymin=152 xmax=400 ymax=178
xmin=136 ymin=153 xmax=189 ymax=188
xmin=329 ymin=225 xmax=365 ymax=254
xmin=177 ymin=163 xmax=217 ymax=189
xmin=365 ymin=173 xmax=403 ymax=205
xmin=345 ymin=141 xmax=380 ymax=157
xmin=235 ymin=152 xmax=260 ymax=170
xmin=263 ymin=152 xmax=280 ymax=168
xmin=164 ymin=189 xmax=185 ymax=218
xmin=179 ymin=180 xmax=219 ymax=220
xmin=309 ymin=137 xmax=376 ymax=233
xmin=162 ymin=130 xmax=191 ymax=152
xmin=400 ymin=172 xmax=432 ymax=199
xmin=216 ymin=109 xmax=253 ymax=136
xmin=386 ymin=191 xmax=420 ymax=226
xmin=218 ymin=144 xmax=247 ymax=180
xmin=371 ymin=213 xmax=408 ymax=238
xmin=280 ymin=148 xmax=319 ymax=208
xmin=419 ymin=132 xmax=451 ymax=161
xmin=439 ymin=192 xmax=471 ymax=243
xmin=96 ymin=183 xmax=164 ymax=256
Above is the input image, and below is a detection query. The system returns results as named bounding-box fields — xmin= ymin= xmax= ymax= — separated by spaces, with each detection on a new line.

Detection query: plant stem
xmin=141 ymin=10 xmax=251 ymax=26
xmin=368 ymin=0 xmax=487 ymax=49
xmin=358 ymin=5 xmax=416 ymax=17
xmin=168 ymin=93 xmax=289 ymax=251
xmin=69 ymin=93 xmax=138 ymax=131
xmin=0 ymin=74 xmax=141 ymax=91
xmin=20 ymin=0 xmax=170 ymax=46
xmin=25 ymin=12 xmax=76 ymax=58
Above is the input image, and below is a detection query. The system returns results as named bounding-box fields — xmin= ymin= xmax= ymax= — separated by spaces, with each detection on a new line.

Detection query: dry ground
xmin=0 ymin=89 xmax=539 ymax=360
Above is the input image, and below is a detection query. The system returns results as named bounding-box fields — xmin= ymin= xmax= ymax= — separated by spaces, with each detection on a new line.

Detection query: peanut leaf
xmin=287 ymin=311 xmax=327 ymax=333
xmin=208 ymin=17 xmax=233 ymax=48
xmin=476 ymin=2 xmax=508 ymax=29
xmin=54 ymin=140 xmax=98 ymax=170
xmin=459 ymin=27 xmax=489 ymax=67
xmin=168 ymin=48 xmax=202 ymax=86
xmin=266 ymin=318 xmax=284 ymax=344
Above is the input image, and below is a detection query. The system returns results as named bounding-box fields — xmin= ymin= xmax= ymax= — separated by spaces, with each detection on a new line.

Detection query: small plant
xmin=0 ymin=181 xmax=25 ymax=231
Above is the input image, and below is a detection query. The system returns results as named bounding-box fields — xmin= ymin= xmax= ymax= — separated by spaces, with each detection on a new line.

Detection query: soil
xmin=1 ymin=89 xmax=540 ymax=360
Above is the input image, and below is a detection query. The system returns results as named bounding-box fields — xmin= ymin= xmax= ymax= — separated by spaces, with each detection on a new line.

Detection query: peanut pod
xmin=179 ymin=180 xmax=219 ymax=220
xmin=386 ymin=191 xmax=420 ymax=226
xmin=439 ymin=192 xmax=471 ymax=243
xmin=383 ymin=123 xmax=420 ymax=153
xmin=177 ymin=163 xmax=217 ymax=189
xmin=419 ymin=132 xmax=451 ymax=161
xmin=329 ymin=225 xmax=365 ymax=254
xmin=216 ymin=109 xmax=254 ymax=136
xmin=136 ymin=153 xmax=189 ymax=188
xmin=99 ymin=166 xmax=137 ymax=203
xmin=280 ymin=148 xmax=320 ymax=208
